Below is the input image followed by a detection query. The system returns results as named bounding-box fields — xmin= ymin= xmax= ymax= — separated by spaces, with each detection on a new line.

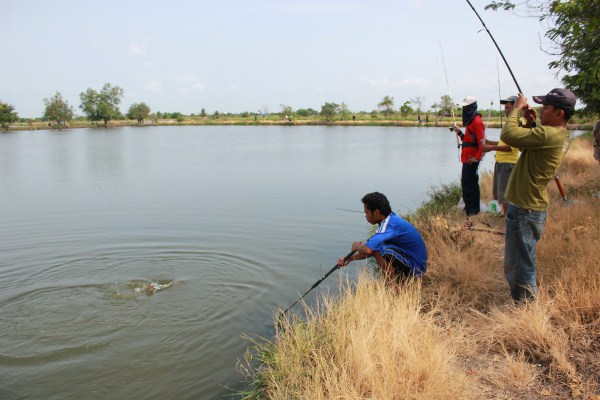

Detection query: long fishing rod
xmin=497 ymin=59 xmax=503 ymax=126
xmin=481 ymin=99 xmax=493 ymax=162
xmin=280 ymin=250 xmax=356 ymax=316
xmin=485 ymin=99 xmax=493 ymax=129
xmin=464 ymin=0 xmax=573 ymax=205
xmin=439 ymin=40 xmax=460 ymax=162
xmin=465 ymin=0 xmax=522 ymax=94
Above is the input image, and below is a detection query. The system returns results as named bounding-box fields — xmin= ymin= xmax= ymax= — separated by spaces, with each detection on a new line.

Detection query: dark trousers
xmin=461 ymin=161 xmax=480 ymax=216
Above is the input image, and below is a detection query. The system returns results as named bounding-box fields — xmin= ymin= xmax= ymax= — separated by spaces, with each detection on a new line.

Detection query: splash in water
xmin=132 ymin=280 xmax=173 ymax=295
xmin=109 ymin=279 xmax=175 ymax=299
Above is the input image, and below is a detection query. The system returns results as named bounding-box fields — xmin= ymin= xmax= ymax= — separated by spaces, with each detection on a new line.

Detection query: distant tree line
xmin=2 ymin=85 xmax=597 ymax=130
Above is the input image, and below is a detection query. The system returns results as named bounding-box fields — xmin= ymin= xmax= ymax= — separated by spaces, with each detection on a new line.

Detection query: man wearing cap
xmin=453 ymin=96 xmax=486 ymax=217
xmin=482 ymin=95 xmax=529 ymax=216
xmin=500 ymin=88 xmax=576 ymax=303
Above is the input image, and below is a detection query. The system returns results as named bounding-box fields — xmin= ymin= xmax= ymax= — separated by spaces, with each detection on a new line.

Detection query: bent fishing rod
xmin=465 ymin=0 xmax=572 ymax=203
xmin=280 ymin=250 xmax=356 ymax=316
xmin=465 ymin=0 xmax=522 ymax=94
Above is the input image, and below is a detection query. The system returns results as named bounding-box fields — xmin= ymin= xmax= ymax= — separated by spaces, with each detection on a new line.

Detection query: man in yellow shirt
xmin=500 ymin=88 xmax=576 ymax=303
xmin=483 ymin=95 xmax=526 ymax=216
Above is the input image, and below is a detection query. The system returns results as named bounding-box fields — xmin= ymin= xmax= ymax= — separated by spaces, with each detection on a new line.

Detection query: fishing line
xmin=439 ymin=40 xmax=460 ymax=162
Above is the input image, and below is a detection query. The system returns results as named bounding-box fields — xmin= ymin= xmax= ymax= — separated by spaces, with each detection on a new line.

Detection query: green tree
xmin=79 ymin=83 xmax=124 ymax=126
xmin=0 ymin=100 xmax=18 ymax=128
xmin=296 ymin=108 xmax=318 ymax=117
xmin=439 ymin=95 xmax=454 ymax=117
xmin=43 ymin=91 xmax=74 ymax=126
xmin=486 ymin=0 xmax=600 ymax=114
xmin=378 ymin=96 xmax=395 ymax=119
xmin=127 ymin=102 xmax=151 ymax=123
xmin=320 ymin=102 xmax=340 ymax=122
xmin=200 ymin=108 xmax=207 ymax=118
xmin=280 ymin=104 xmax=293 ymax=119
xmin=339 ymin=102 xmax=351 ymax=121
xmin=399 ymin=101 xmax=414 ymax=117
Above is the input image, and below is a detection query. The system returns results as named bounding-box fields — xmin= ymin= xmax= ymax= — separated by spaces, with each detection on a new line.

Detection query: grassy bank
xmin=240 ymin=137 xmax=600 ymax=399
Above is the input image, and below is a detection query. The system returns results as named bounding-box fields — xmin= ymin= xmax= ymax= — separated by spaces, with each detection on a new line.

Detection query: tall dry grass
xmin=245 ymin=275 xmax=471 ymax=399
xmin=241 ymin=137 xmax=600 ymax=399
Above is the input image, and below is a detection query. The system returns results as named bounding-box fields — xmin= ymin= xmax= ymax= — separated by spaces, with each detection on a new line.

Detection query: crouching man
xmin=337 ymin=192 xmax=427 ymax=285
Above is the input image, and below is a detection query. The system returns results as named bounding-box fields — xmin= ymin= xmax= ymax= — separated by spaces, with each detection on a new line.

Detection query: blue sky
xmin=1 ymin=0 xmax=564 ymax=118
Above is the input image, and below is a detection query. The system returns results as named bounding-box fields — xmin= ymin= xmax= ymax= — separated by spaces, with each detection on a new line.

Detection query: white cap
xmin=460 ymin=96 xmax=477 ymax=107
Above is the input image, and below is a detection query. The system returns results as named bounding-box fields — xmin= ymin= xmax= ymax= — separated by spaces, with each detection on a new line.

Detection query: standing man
xmin=337 ymin=192 xmax=427 ymax=285
xmin=482 ymin=95 xmax=524 ymax=216
xmin=453 ymin=97 xmax=486 ymax=217
xmin=500 ymin=89 xmax=576 ymax=303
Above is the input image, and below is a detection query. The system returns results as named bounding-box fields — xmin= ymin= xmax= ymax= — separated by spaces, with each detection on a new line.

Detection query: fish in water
xmin=132 ymin=280 xmax=174 ymax=295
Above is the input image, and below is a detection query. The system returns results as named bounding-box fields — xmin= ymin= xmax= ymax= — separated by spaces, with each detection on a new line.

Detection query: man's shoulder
xmin=387 ymin=213 xmax=414 ymax=230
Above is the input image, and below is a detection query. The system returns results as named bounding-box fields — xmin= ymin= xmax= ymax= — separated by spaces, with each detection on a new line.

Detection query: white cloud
xmin=129 ymin=41 xmax=146 ymax=57
xmin=93 ymin=36 xmax=109 ymax=49
xmin=361 ymin=76 xmax=431 ymax=91
xmin=144 ymin=80 xmax=162 ymax=92
xmin=174 ymin=73 xmax=201 ymax=83
xmin=192 ymin=82 xmax=206 ymax=91
xmin=180 ymin=82 xmax=207 ymax=93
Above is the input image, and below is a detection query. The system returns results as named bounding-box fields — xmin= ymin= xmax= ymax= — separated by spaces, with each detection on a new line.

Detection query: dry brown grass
xmin=243 ymin=137 xmax=600 ymax=399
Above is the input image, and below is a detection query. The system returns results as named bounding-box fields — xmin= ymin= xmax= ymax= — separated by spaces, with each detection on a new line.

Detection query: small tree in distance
xmin=399 ymin=101 xmax=414 ymax=117
xmin=44 ymin=91 xmax=74 ymax=126
xmin=79 ymin=83 xmax=124 ymax=126
xmin=378 ymin=96 xmax=395 ymax=119
xmin=127 ymin=102 xmax=151 ymax=124
xmin=0 ymin=100 xmax=19 ymax=129
xmin=320 ymin=102 xmax=340 ymax=122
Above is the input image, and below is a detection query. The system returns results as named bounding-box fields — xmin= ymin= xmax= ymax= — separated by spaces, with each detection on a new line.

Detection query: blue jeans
xmin=504 ymin=203 xmax=547 ymax=303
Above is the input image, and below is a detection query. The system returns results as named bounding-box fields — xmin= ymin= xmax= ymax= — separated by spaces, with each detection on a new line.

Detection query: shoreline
xmin=2 ymin=119 xmax=595 ymax=133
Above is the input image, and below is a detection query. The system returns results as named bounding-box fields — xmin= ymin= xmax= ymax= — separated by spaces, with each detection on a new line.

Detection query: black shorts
xmin=382 ymin=254 xmax=414 ymax=283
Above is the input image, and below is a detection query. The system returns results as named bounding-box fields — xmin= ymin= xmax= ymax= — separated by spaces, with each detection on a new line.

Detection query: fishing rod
xmin=485 ymin=99 xmax=493 ymax=129
xmin=465 ymin=0 xmax=522 ymax=94
xmin=439 ymin=40 xmax=460 ymax=162
xmin=497 ymin=59 xmax=503 ymax=127
xmin=481 ymin=99 xmax=493 ymax=162
xmin=464 ymin=0 xmax=573 ymax=204
xmin=280 ymin=250 xmax=356 ymax=316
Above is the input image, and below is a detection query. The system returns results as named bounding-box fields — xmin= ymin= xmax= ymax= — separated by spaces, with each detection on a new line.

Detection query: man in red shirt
xmin=452 ymin=96 xmax=485 ymax=216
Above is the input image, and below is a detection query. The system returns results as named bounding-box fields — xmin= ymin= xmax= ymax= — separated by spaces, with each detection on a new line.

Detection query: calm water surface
xmin=0 ymin=125 xmax=495 ymax=399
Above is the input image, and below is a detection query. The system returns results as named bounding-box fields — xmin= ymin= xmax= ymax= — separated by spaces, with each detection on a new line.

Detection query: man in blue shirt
xmin=337 ymin=192 xmax=427 ymax=284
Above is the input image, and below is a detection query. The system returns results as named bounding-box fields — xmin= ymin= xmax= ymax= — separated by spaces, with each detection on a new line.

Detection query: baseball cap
xmin=500 ymin=95 xmax=518 ymax=104
xmin=532 ymin=88 xmax=576 ymax=113
xmin=460 ymin=96 xmax=477 ymax=107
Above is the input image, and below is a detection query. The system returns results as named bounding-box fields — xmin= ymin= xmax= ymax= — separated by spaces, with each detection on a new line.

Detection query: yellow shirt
xmin=495 ymin=139 xmax=519 ymax=164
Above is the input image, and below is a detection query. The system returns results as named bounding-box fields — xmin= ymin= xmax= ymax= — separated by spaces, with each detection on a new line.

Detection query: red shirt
xmin=460 ymin=114 xmax=485 ymax=163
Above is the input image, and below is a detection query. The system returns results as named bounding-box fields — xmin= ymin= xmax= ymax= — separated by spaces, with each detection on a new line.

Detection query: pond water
xmin=0 ymin=125 xmax=497 ymax=399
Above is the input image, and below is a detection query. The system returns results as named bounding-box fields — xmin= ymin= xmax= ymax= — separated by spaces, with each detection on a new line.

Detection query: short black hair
xmin=564 ymin=109 xmax=573 ymax=122
xmin=361 ymin=192 xmax=392 ymax=216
